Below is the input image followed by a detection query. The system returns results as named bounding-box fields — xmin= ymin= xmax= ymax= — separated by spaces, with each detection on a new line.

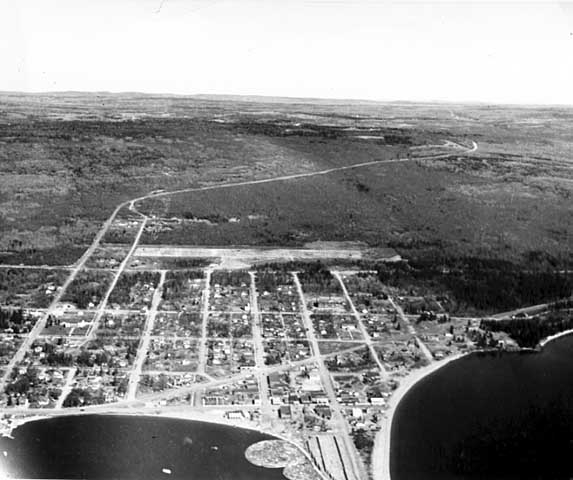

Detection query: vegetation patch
xmin=108 ymin=271 xmax=161 ymax=310
xmin=61 ymin=270 xmax=113 ymax=309
xmin=160 ymin=270 xmax=205 ymax=311
xmin=85 ymin=247 xmax=129 ymax=269
xmin=0 ymin=268 xmax=69 ymax=308
xmin=130 ymin=257 xmax=212 ymax=270
xmin=481 ymin=307 xmax=573 ymax=348
xmin=377 ymin=257 xmax=572 ymax=315
xmin=245 ymin=439 xmax=302 ymax=468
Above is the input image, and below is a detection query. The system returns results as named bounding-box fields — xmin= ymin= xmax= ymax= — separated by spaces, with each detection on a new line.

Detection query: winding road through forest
xmin=0 ymin=138 xmax=478 ymax=480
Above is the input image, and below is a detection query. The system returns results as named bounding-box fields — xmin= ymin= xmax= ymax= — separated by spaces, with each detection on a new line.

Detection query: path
xmin=197 ymin=269 xmax=213 ymax=374
xmin=83 ymin=218 xmax=149 ymax=343
xmin=0 ymin=208 xmax=142 ymax=390
xmin=126 ymin=270 xmax=166 ymax=401
xmin=0 ymin=137 xmax=478 ymax=476
xmin=54 ymin=367 xmax=77 ymax=409
xmin=333 ymin=272 xmax=388 ymax=376
xmin=128 ymin=140 xmax=478 ymax=216
xmin=249 ymin=271 xmax=272 ymax=421
xmin=491 ymin=302 xmax=552 ymax=320
xmin=292 ymin=272 xmax=366 ymax=480
xmin=138 ymin=343 xmax=366 ymax=404
xmin=387 ymin=297 xmax=433 ymax=364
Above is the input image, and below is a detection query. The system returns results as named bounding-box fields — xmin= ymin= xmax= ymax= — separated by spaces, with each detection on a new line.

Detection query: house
xmin=339 ymin=393 xmax=357 ymax=405
xmin=226 ymin=410 xmax=245 ymax=420
xmin=270 ymin=394 xmax=283 ymax=405
xmin=36 ymin=396 xmax=50 ymax=407
xmin=278 ymin=405 xmax=292 ymax=419
xmin=311 ymin=391 xmax=329 ymax=404
xmin=287 ymin=393 xmax=300 ymax=404
xmin=300 ymin=392 xmax=312 ymax=404
xmin=352 ymin=408 xmax=364 ymax=419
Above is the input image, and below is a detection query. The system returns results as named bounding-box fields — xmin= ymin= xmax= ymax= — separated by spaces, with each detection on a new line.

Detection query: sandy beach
xmin=371 ymin=354 xmax=466 ymax=480
xmin=4 ymin=407 xmax=330 ymax=480
xmin=538 ymin=328 xmax=573 ymax=348
xmin=371 ymin=329 xmax=573 ymax=480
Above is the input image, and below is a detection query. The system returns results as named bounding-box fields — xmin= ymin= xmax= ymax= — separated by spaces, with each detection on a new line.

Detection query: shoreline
xmin=538 ymin=328 xmax=573 ymax=348
xmin=6 ymin=407 xmax=270 ymax=435
xmin=4 ymin=407 xmax=330 ymax=480
xmin=371 ymin=329 xmax=573 ymax=480
xmin=6 ymin=332 xmax=573 ymax=480
xmin=371 ymin=353 xmax=466 ymax=480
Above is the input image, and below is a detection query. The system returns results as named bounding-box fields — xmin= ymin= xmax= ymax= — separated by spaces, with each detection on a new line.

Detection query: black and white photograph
xmin=0 ymin=1 xmax=572 ymax=479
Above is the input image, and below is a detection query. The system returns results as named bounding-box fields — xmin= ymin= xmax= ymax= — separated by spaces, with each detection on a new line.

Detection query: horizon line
xmin=1 ymin=90 xmax=572 ymax=109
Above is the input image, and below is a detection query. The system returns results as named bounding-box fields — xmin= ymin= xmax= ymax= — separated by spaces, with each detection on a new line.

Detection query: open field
xmin=134 ymin=245 xmax=393 ymax=269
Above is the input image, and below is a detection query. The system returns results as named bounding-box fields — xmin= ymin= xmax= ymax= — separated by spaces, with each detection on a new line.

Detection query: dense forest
xmin=376 ymin=256 xmax=572 ymax=314
xmin=108 ymin=271 xmax=160 ymax=308
xmin=257 ymin=257 xmax=572 ymax=314
xmin=295 ymin=262 xmax=340 ymax=294
xmin=162 ymin=270 xmax=205 ymax=302
xmin=254 ymin=269 xmax=293 ymax=292
xmin=481 ymin=311 xmax=573 ymax=348
xmin=154 ymin=258 xmax=212 ymax=269
xmin=210 ymin=270 xmax=250 ymax=287
xmin=0 ymin=268 xmax=69 ymax=308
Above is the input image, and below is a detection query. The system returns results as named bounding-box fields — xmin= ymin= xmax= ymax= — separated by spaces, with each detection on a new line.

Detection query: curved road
xmin=1 ymin=139 xmax=478 ymax=480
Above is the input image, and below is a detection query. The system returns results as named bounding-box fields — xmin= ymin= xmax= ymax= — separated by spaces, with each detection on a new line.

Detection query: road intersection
xmin=0 ymin=139 xmax=479 ymax=480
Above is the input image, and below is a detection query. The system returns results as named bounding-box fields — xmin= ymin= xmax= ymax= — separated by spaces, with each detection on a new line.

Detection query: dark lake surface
xmin=390 ymin=334 xmax=573 ymax=480
xmin=0 ymin=414 xmax=286 ymax=479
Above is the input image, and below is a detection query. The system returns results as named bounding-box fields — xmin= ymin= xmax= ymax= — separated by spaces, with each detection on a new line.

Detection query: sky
xmin=1 ymin=0 xmax=573 ymax=104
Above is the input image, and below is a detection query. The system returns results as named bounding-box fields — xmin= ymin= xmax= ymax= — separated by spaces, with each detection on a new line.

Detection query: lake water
xmin=0 ymin=414 xmax=286 ymax=479
xmin=390 ymin=334 xmax=573 ymax=480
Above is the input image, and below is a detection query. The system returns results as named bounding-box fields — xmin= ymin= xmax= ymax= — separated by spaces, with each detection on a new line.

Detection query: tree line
xmin=377 ymin=256 xmax=572 ymax=313
xmin=481 ymin=311 xmax=573 ymax=348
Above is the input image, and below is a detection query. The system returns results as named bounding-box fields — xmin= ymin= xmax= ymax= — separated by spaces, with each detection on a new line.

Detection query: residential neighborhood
xmin=0 ymin=250 xmax=517 ymax=480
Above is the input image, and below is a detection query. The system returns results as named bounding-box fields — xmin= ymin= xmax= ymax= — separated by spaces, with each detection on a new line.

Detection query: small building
xmin=339 ymin=394 xmax=357 ymax=405
xmin=311 ymin=391 xmax=329 ymax=404
xmin=278 ymin=405 xmax=292 ymax=419
xmin=226 ymin=411 xmax=245 ymax=420
xmin=352 ymin=407 xmax=364 ymax=419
